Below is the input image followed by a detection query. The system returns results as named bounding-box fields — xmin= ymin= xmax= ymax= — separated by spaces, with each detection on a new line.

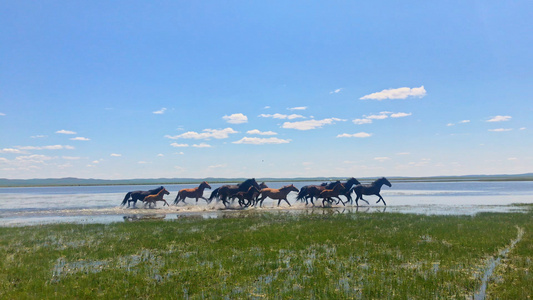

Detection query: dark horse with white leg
xmin=121 ymin=186 xmax=165 ymax=208
xmin=208 ymin=178 xmax=260 ymax=207
xmin=353 ymin=177 xmax=392 ymax=206
xmin=173 ymin=181 xmax=212 ymax=205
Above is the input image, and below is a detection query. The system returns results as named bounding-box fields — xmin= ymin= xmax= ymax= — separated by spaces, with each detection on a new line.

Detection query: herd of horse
xmin=120 ymin=177 xmax=392 ymax=209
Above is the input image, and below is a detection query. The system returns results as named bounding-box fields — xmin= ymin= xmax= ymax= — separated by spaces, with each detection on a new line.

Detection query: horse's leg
xmin=284 ymin=198 xmax=291 ymax=207
xmin=163 ymin=200 xmax=169 ymax=206
xmin=377 ymin=193 xmax=386 ymax=205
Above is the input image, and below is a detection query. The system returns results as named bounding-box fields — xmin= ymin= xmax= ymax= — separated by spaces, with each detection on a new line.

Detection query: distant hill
xmin=0 ymin=173 xmax=532 ymax=187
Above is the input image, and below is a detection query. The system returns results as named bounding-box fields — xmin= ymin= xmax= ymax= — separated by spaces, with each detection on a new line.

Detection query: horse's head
xmin=244 ymin=178 xmax=260 ymax=189
xmin=347 ymin=177 xmax=361 ymax=186
xmin=162 ymin=188 xmax=170 ymax=195
xmin=259 ymin=182 xmax=268 ymax=189
xmin=284 ymin=184 xmax=299 ymax=193
xmin=201 ymin=181 xmax=212 ymax=189
xmin=326 ymin=181 xmax=341 ymax=189
xmin=378 ymin=177 xmax=392 ymax=187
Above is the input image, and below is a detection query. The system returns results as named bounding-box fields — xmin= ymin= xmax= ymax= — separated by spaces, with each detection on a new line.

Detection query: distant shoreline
xmin=1 ymin=173 xmax=532 ymax=187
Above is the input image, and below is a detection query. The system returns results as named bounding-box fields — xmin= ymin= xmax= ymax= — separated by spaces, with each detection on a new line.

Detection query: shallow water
xmin=0 ymin=181 xmax=532 ymax=226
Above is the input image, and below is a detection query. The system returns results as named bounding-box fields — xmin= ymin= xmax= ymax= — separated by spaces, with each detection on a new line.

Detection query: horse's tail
xmin=121 ymin=192 xmax=132 ymax=206
xmin=208 ymin=187 xmax=220 ymax=202
xmin=173 ymin=191 xmax=182 ymax=205
xmin=296 ymin=186 xmax=308 ymax=201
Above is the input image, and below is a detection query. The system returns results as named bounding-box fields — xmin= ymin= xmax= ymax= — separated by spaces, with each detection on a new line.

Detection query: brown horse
xmin=230 ymin=185 xmax=261 ymax=207
xmin=143 ymin=188 xmax=170 ymax=208
xmin=256 ymin=184 xmax=299 ymax=207
xmin=173 ymin=181 xmax=212 ymax=205
xmin=317 ymin=182 xmax=345 ymax=207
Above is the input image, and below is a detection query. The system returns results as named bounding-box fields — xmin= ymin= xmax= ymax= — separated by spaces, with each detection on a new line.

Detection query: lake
xmin=1 ymin=180 xmax=532 ymax=226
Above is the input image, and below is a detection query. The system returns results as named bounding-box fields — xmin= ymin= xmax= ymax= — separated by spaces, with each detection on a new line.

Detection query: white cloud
xmin=366 ymin=114 xmax=389 ymax=120
xmin=110 ymin=153 xmax=122 ymax=157
xmin=138 ymin=161 xmax=149 ymax=164
xmin=447 ymin=123 xmax=455 ymax=127
xmin=337 ymin=132 xmax=372 ymax=138
xmin=0 ymin=148 xmax=23 ymax=154
xmin=223 ymin=113 xmax=248 ymax=124
xmin=62 ymin=156 xmax=81 ymax=160
xmin=390 ymin=112 xmax=412 ymax=118
xmin=330 ymin=88 xmax=343 ymax=94
xmin=165 ymin=128 xmax=238 ymax=140
xmin=153 ymin=108 xmax=167 ymax=114
xmin=374 ymin=157 xmax=391 ymax=162
xmin=360 ymin=86 xmax=426 ymax=100
xmin=459 ymin=120 xmax=470 ymax=124
xmin=70 ymin=137 xmax=90 ymax=141
xmin=31 ymin=135 xmax=47 ymax=139
xmin=233 ymin=137 xmax=291 ymax=145
xmin=353 ymin=118 xmax=373 ymax=125
xmin=0 ymin=112 xmax=5 ymax=116
xmin=520 ymin=127 xmax=526 ymax=130
xmin=17 ymin=145 xmax=74 ymax=150
xmin=157 ymin=154 xmax=164 ymax=157
xmin=396 ymin=152 xmax=410 ymax=155
xmin=489 ymin=128 xmax=512 ymax=132
xmin=487 ymin=115 xmax=512 ymax=122
xmin=287 ymin=106 xmax=307 ymax=111
xmin=259 ymin=113 xmax=305 ymax=120
xmin=56 ymin=130 xmax=76 ymax=135
xmin=170 ymin=143 xmax=189 ymax=147
xmin=282 ymin=118 xmax=345 ymax=130
xmin=192 ymin=143 xmax=212 ymax=148
xmin=264 ymin=106 xmax=271 ymax=109
xmin=246 ymin=129 xmax=277 ymax=136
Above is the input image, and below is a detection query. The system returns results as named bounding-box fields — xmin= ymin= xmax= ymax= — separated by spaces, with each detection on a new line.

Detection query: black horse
xmin=297 ymin=181 xmax=340 ymax=206
xmin=208 ymin=178 xmax=260 ymax=207
xmin=339 ymin=177 xmax=361 ymax=205
xmin=353 ymin=177 xmax=392 ymax=206
xmin=121 ymin=186 xmax=165 ymax=208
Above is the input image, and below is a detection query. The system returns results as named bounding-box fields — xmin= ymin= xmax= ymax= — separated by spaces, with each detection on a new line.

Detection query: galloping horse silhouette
xmin=297 ymin=181 xmax=340 ymax=206
xmin=230 ymin=185 xmax=261 ymax=207
xmin=143 ymin=188 xmax=170 ymax=208
xmin=208 ymin=178 xmax=260 ymax=207
xmin=318 ymin=182 xmax=345 ymax=206
xmin=173 ymin=181 xmax=212 ymax=205
xmin=353 ymin=177 xmax=392 ymax=206
xmin=256 ymin=184 xmax=299 ymax=207
xmin=121 ymin=186 xmax=164 ymax=208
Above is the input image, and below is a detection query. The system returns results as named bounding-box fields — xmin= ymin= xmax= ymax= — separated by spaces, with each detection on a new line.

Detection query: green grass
xmin=1 ymin=209 xmax=532 ymax=299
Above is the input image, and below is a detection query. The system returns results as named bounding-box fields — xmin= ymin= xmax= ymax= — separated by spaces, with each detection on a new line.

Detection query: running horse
xmin=297 ymin=181 xmax=341 ymax=206
xmin=208 ymin=178 xmax=260 ymax=207
xmin=143 ymin=188 xmax=170 ymax=208
xmin=121 ymin=186 xmax=165 ymax=208
xmin=317 ymin=182 xmax=345 ymax=206
xmin=173 ymin=181 xmax=212 ymax=205
xmin=353 ymin=177 xmax=392 ymax=206
xmin=230 ymin=185 xmax=261 ymax=207
xmin=256 ymin=184 xmax=299 ymax=207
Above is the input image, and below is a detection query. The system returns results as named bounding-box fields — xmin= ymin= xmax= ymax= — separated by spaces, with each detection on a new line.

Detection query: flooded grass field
xmin=1 ymin=180 xmax=532 ymax=298
xmin=1 ymin=210 xmax=532 ymax=298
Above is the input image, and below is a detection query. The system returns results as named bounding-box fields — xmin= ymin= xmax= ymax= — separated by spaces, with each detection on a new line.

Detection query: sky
xmin=1 ymin=1 xmax=532 ymax=179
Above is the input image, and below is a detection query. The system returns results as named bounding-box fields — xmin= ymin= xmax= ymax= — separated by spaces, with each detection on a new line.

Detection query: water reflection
xmin=123 ymin=214 xmax=167 ymax=222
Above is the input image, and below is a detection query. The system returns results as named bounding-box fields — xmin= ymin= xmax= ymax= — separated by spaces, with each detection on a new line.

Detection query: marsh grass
xmin=1 ymin=209 xmax=532 ymax=299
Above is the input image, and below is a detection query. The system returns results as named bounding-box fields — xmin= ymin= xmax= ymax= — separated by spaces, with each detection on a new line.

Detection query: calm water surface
xmin=1 ymin=181 xmax=532 ymax=226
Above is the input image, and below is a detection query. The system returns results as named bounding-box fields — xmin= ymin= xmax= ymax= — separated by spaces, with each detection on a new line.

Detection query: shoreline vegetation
xmin=1 ymin=173 xmax=533 ymax=187
xmin=1 ymin=209 xmax=531 ymax=298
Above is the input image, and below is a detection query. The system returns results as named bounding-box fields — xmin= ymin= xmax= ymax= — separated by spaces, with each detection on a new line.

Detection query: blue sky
xmin=1 ymin=1 xmax=532 ymax=179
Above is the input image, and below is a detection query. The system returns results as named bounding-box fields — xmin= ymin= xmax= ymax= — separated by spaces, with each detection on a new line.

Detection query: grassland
xmin=1 ymin=208 xmax=532 ymax=299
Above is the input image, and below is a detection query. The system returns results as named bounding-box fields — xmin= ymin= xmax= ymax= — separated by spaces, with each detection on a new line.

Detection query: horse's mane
xmin=148 ymin=186 xmax=164 ymax=193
